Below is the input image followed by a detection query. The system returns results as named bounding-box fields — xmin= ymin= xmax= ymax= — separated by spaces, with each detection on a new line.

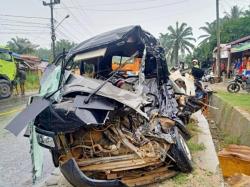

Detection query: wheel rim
xmin=0 ymin=84 xmax=11 ymax=97
xmin=229 ymin=84 xmax=239 ymax=93
xmin=179 ymin=134 xmax=192 ymax=161
xmin=229 ymin=86 xmax=234 ymax=92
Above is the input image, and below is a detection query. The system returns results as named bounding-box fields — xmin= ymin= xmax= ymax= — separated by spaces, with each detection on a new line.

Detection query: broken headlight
xmin=36 ymin=127 xmax=57 ymax=149
xmin=37 ymin=134 xmax=55 ymax=148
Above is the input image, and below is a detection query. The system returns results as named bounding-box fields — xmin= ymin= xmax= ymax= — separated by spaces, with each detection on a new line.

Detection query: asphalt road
xmin=0 ymin=95 xmax=54 ymax=187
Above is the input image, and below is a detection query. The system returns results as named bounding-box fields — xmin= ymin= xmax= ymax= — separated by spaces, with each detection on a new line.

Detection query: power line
xmin=0 ymin=14 xmax=49 ymax=20
xmin=54 ymin=10 xmax=83 ymax=41
xmin=42 ymin=0 xmax=61 ymax=59
xmin=56 ymin=29 xmax=75 ymax=41
xmin=57 ymin=0 xmax=187 ymax=12
xmin=0 ymin=27 xmax=50 ymax=32
xmin=58 ymin=25 xmax=81 ymax=41
xmin=57 ymin=27 xmax=79 ymax=42
xmin=0 ymin=18 xmax=49 ymax=25
xmin=59 ymin=2 xmax=93 ymax=35
xmin=74 ymin=0 xmax=167 ymax=7
xmin=30 ymin=26 xmax=52 ymax=47
xmin=0 ymin=32 xmax=49 ymax=34
xmin=70 ymin=0 xmax=95 ymax=31
xmin=0 ymin=23 xmax=49 ymax=28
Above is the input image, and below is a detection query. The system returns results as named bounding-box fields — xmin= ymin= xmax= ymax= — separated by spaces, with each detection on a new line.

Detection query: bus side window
xmin=72 ymin=63 xmax=80 ymax=75
xmin=79 ymin=61 xmax=85 ymax=75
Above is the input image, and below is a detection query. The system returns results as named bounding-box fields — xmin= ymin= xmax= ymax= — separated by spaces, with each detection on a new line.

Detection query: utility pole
xmin=216 ymin=0 xmax=221 ymax=77
xmin=43 ymin=0 xmax=60 ymax=60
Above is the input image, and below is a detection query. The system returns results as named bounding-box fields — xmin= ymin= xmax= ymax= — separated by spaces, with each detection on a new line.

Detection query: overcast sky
xmin=0 ymin=0 xmax=249 ymax=48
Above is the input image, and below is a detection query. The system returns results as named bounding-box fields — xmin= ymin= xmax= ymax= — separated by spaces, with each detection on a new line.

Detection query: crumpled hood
xmin=62 ymin=74 xmax=149 ymax=119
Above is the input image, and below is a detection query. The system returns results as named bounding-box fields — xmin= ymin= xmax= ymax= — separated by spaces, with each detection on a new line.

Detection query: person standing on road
xmin=12 ymin=63 xmax=20 ymax=96
xmin=12 ymin=78 xmax=19 ymax=96
xmin=18 ymin=65 xmax=26 ymax=96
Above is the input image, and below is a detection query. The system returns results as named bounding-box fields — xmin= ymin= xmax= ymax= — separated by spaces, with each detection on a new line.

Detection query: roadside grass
xmin=25 ymin=71 xmax=40 ymax=91
xmin=210 ymin=123 xmax=241 ymax=150
xmin=223 ymin=135 xmax=240 ymax=146
xmin=169 ymin=120 xmax=220 ymax=187
xmin=171 ymin=120 xmax=205 ymax=185
xmin=172 ymin=173 xmax=189 ymax=185
xmin=216 ymin=91 xmax=250 ymax=113
xmin=185 ymin=121 xmax=206 ymax=152
xmin=219 ymin=132 xmax=241 ymax=148
xmin=166 ymin=121 xmax=221 ymax=186
xmin=187 ymin=141 xmax=206 ymax=152
xmin=187 ymin=120 xmax=201 ymax=136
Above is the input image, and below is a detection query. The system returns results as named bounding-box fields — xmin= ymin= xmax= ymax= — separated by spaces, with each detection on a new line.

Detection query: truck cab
xmin=0 ymin=47 xmax=17 ymax=98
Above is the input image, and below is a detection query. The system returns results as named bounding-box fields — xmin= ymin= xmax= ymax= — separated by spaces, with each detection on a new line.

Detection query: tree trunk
xmin=175 ymin=44 xmax=179 ymax=66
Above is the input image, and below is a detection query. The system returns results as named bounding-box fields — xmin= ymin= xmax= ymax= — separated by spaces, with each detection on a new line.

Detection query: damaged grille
xmin=57 ymin=110 xmax=178 ymax=186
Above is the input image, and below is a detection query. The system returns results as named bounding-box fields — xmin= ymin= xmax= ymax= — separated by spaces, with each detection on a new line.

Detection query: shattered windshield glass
xmin=112 ymin=56 xmax=141 ymax=76
xmin=112 ymin=56 xmax=134 ymax=65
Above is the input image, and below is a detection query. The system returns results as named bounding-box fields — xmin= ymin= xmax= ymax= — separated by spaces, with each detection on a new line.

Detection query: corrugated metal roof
xmin=229 ymin=35 xmax=250 ymax=45
xmin=231 ymin=42 xmax=250 ymax=53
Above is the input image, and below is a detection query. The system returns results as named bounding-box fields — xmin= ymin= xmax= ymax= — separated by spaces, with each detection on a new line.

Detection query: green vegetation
xmin=159 ymin=21 xmax=196 ymax=66
xmin=194 ymin=5 xmax=250 ymax=63
xmin=187 ymin=141 xmax=206 ymax=152
xmin=187 ymin=120 xmax=201 ymax=136
xmin=223 ymin=134 xmax=240 ymax=146
xmin=7 ymin=37 xmax=39 ymax=54
xmin=220 ymin=131 xmax=240 ymax=147
xmin=159 ymin=5 xmax=250 ymax=66
xmin=54 ymin=39 xmax=77 ymax=56
xmin=186 ymin=121 xmax=206 ymax=152
xmin=172 ymin=173 xmax=189 ymax=185
xmin=6 ymin=38 xmax=76 ymax=61
xmin=216 ymin=91 xmax=250 ymax=113
xmin=25 ymin=71 xmax=40 ymax=91
xmin=213 ymin=128 xmax=241 ymax=149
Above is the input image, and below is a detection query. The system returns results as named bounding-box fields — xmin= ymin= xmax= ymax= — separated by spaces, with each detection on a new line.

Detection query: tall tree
xmin=55 ymin=39 xmax=77 ymax=56
xmin=159 ymin=33 xmax=173 ymax=63
xmin=195 ymin=4 xmax=250 ymax=62
xmin=244 ymin=5 xmax=250 ymax=17
xmin=224 ymin=5 xmax=243 ymax=20
xmin=220 ymin=16 xmax=250 ymax=43
xmin=6 ymin=37 xmax=39 ymax=54
xmin=35 ymin=48 xmax=50 ymax=60
xmin=198 ymin=21 xmax=217 ymax=45
xmin=160 ymin=22 xmax=196 ymax=66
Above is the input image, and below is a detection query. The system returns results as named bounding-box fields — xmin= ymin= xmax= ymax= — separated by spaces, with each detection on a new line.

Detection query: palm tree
xmin=224 ymin=5 xmax=243 ymax=20
xmin=55 ymin=39 xmax=77 ymax=56
xmin=7 ymin=37 xmax=39 ymax=54
xmin=198 ymin=21 xmax=216 ymax=45
xmin=160 ymin=22 xmax=196 ymax=66
xmin=244 ymin=5 xmax=250 ymax=17
xmin=159 ymin=33 xmax=173 ymax=62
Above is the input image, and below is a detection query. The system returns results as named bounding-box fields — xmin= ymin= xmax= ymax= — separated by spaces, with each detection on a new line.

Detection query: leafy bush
xmin=25 ymin=71 xmax=40 ymax=91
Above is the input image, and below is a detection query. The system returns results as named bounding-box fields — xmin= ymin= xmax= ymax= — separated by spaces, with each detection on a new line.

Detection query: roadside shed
xmin=213 ymin=35 xmax=250 ymax=77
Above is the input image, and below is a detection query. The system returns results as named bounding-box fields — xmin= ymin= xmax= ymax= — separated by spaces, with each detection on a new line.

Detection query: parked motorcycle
xmin=227 ymin=75 xmax=250 ymax=93
xmin=202 ymin=69 xmax=216 ymax=84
